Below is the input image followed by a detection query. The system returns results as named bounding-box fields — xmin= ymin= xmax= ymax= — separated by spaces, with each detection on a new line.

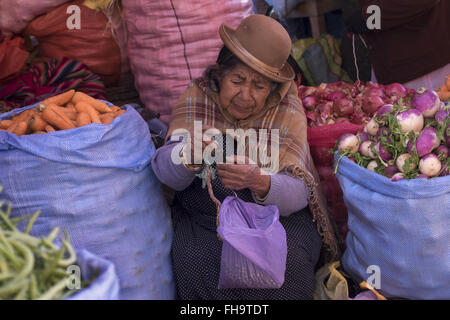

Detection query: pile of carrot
xmin=0 ymin=90 xmax=126 ymax=136
xmin=436 ymin=75 xmax=450 ymax=102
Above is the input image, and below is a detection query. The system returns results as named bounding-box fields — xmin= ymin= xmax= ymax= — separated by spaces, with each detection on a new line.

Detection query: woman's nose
xmin=238 ymin=84 xmax=251 ymax=100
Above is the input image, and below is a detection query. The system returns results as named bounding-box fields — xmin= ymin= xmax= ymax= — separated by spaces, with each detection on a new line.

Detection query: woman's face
xmin=219 ymin=64 xmax=272 ymax=120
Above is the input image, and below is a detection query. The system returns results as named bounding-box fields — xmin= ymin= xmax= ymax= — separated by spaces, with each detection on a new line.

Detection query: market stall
xmin=0 ymin=0 xmax=449 ymax=302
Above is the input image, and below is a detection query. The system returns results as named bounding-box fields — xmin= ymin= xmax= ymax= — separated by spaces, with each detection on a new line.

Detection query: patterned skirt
xmin=171 ymin=170 xmax=322 ymax=300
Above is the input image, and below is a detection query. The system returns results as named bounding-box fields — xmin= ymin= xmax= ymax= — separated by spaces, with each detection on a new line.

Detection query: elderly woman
xmin=151 ymin=14 xmax=340 ymax=300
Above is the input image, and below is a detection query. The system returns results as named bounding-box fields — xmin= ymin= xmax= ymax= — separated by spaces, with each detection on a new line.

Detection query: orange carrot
xmin=10 ymin=121 xmax=28 ymax=136
xmin=0 ymin=119 xmax=12 ymax=129
xmin=115 ymin=109 xmax=126 ymax=117
xmin=29 ymin=114 xmax=48 ymax=132
xmin=42 ymin=90 xmax=75 ymax=106
xmin=72 ymin=92 xmax=111 ymax=113
xmin=41 ymin=104 xmax=76 ymax=130
xmin=45 ymin=125 xmax=56 ymax=132
xmin=75 ymin=101 xmax=101 ymax=123
xmin=446 ymin=75 xmax=450 ymax=91
xmin=76 ymin=112 xmax=92 ymax=127
xmin=32 ymin=131 xmax=47 ymax=134
xmin=100 ymin=113 xmax=115 ymax=125
xmin=109 ymin=106 xmax=121 ymax=112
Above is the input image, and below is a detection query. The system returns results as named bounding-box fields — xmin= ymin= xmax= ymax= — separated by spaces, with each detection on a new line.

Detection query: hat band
xmin=223 ymin=26 xmax=285 ymax=76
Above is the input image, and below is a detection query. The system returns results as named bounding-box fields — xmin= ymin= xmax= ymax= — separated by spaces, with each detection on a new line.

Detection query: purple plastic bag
xmin=216 ymin=196 xmax=287 ymax=289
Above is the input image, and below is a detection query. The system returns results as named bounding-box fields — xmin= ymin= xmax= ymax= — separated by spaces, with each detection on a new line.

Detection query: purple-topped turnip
xmin=412 ymin=88 xmax=441 ymax=118
xmin=375 ymin=104 xmax=393 ymax=119
xmin=435 ymin=109 xmax=449 ymax=126
xmin=415 ymin=127 xmax=441 ymax=157
xmin=384 ymin=165 xmax=399 ymax=178
xmin=359 ymin=141 xmax=377 ymax=158
xmin=436 ymin=145 xmax=448 ymax=159
xmin=391 ymin=172 xmax=404 ymax=181
xmin=375 ymin=142 xmax=393 ymax=161
xmin=396 ymin=109 xmax=424 ymax=134
xmin=384 ymin=83 xmax=407 ymax=98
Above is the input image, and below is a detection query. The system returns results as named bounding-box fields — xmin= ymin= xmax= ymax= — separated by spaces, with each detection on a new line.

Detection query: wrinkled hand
xmin=216 ymin=156 xmax=270 ymax=198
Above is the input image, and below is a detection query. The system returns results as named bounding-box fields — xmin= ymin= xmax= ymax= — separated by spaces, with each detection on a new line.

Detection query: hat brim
xmin=219 ymin=24 xmax=295 ymax=83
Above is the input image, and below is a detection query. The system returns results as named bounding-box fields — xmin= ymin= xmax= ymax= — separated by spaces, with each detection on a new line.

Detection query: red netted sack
xmin=307 ymin=122 xmax=363 ymax=240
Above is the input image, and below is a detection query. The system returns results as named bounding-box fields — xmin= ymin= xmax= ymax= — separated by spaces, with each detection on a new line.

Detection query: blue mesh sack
xmin=0 ymin=103 xmax=175 ymax=300
xmin=217 ymin=196 xmax=287 ymax=289
xmin=335 ymin=155 xmax=450 ymax=300
xmin=69 ymin=249 xmax=120 ymax=300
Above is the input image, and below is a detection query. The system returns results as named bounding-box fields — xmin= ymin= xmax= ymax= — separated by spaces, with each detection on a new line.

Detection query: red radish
xmin=419 ymin=154 xmax=442 ymax=177
xmin=415 ymin=127 xmax=441 ymax=157
xmin=364 ymin=118 xmax=379 ymax=136
xmin=367 ymin=160 xmax=378 ymax=172
xmin=336 ymin=133 xmax=360 ymax=153
xmin=391 ymin=172 xmax=404 ymax=181
xmin=396 ymin=109 xmax=424 ymax=133
xmin=384 ymin=83 xmax=407 ymax=98
xmin=333 ymin=98 xmax=354 ymax=116
xmin=328 ymin=91 xmax=346 ymax=101
xmin=318 ymin=102 xmax=333 ymax=117
xmin=335 ymin=117 xmax=350 ymax=124
xmin=412 ymin=88 xmax=441 ymax=118
xmin=396 ymin=153 xmax=416 ymax=173
xmin=363 ymin=95 xmax=385 ymax=115
xmin=302 ymin=96 xmax=317 ymax=110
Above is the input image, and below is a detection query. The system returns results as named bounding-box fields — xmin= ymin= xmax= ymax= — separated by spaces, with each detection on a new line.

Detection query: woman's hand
xmin=216 ymin=156 xmax=270 ymax=198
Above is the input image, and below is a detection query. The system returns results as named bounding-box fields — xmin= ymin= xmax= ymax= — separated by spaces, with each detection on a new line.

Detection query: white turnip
xmin=336 ymin=133 xmax=360 ymax=153
xmin=419 ymin=154 xmax=442 ymax=177
xmin=367 ymin=160 xmax=378 ymax=172
xmin=364 ymin=118 xmax=379 ymax=136
xmin=359 ymin=141 xmax=376 ymax=158
xmin=396 ymin=153 xmax=416 ymax=173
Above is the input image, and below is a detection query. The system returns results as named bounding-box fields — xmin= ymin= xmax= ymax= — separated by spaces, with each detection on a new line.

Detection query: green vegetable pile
xmin=0 ymin=187 xmax=81 ymax=300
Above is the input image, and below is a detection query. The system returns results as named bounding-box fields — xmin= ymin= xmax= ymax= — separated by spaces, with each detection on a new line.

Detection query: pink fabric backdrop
xmin=123 ymin=0 xmax=254 ymax=124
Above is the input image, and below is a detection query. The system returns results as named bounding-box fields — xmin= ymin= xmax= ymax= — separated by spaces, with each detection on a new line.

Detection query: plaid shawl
xmin=168 ymin=76 xmax=340 ymax=261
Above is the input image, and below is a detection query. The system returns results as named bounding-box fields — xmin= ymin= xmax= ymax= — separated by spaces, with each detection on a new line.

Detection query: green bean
xmin=29 ymin=274 xmax=40 ymax=300
xmin=0 ymin=205 xmax=17 ymax=231
xmin=9 ymin=240 xmax=34 ymax=283
xmin=0 ymin=242 xmax=22 ymax=270
xmin=0 ymin=278 xmax=28 ymax=296
xmin=0 ymin=272 xmax=14 ymax=281
xmin=58 ymin=237 xmax=77 ymax=267
xmin=0 ymin=227 xmax=14 ymax=256
xmin=13 ymin=279 xmax=29 ymax=300
xmin=47 ymin=227 xmax=60 ymax=244
xmin=25 ymin=210 xmax=41 ymax=234
xmin=41 ymin=245 xmax=65 ymax=283
xmin=6 ymin=231 xmax=42 ymax=247
xmin=37 ymin=277 xmax=68 ymax=300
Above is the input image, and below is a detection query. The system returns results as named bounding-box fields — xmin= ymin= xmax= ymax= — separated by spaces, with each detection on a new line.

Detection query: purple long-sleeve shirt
xmin=151 ymin=140 xmax=309 ymax=216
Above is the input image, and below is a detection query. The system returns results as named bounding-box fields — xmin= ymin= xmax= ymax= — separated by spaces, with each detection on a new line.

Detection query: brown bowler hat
xmin=219 ymin=14 xmax=294 ymax=83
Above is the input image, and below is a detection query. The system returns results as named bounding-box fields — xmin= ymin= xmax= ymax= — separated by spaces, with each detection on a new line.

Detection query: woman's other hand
xmin=216 ymin=155 xmax=270 ymax=198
